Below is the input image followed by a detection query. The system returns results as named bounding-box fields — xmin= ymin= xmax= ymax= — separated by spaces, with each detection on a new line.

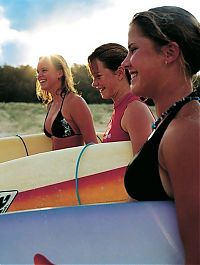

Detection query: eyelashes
xmin=129 ymin=47 xmax=138 ymax=54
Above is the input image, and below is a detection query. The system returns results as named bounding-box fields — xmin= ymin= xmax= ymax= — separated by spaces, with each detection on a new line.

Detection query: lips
xmin=130 ymin=71 xmax=137 ymax=77
xmin=130 ymin=71 xmax=137 ymax=82
xmin=99 ymin=88 xmax=105 ymax=93
xmin=39 ymin=79 xmax=46 ymax=84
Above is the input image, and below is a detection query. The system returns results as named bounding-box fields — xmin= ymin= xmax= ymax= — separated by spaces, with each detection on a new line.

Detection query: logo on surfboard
xmin=0 ymin=190 xmax=18 ymax=213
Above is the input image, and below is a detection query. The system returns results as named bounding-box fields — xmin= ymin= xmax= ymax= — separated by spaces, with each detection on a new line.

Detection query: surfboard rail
xmin=0 ymin=132 xmax=104 ymax=163
xmin=0 ymin=140 xmax=133 ymax=213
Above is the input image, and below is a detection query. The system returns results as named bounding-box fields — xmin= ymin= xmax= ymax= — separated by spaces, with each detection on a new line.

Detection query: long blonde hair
xmin=36 ymin=54 xmax=77 ymax=104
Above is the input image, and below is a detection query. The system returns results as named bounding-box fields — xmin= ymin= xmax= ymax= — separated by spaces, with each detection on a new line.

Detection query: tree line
xmin=0 ymin=64 xmax=107 ymax=104
xmin=0 ymin=64 xmax=199 ymax=103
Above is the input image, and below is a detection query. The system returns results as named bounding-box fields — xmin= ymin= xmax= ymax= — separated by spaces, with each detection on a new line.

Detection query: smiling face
xmin=122 ymin=23 xmax=165 ymax=98
xmin=37 ymin=57 xmax=63 ymax=94
xmin=89 ymin=59 xmax=119 ymax=100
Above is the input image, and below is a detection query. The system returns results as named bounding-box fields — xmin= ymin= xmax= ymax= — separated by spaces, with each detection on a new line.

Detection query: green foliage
xmin=0 ymin=63 xmax=111 ymax=104
xmin=71 ymin=63 xmax=111 ymax=104
xmin=0 ymin=65 xmax=38 ymax=102
xmin=1 ymin=63 xmax=198 ymax=104
xmin=193 ymin=74 xmax=200 ymax=96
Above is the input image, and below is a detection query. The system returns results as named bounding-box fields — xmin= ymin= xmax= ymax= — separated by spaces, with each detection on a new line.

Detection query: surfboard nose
xmin=34 ymin=253 xmax=54 ymax=265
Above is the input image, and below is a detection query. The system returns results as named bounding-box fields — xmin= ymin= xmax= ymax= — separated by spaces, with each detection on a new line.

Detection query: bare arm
xmin=69 ymin=95 xmax=98 ymax=144
xmin=160 ymin=117 xmax=200 ymax=264
xmin=122 ymin=100 xmax=155 ymax=155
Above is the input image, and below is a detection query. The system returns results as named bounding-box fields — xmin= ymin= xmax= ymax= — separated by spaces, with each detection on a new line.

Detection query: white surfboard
xmin=0 ymin=141 xmax=133 ymax=212
xmin=0 ymin=201 xmax=184 ymax=264
xmin=0 ymin=132 xmax=104 ymax=163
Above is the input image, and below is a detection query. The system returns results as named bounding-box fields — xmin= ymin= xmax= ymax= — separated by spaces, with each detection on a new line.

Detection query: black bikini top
xmin=44 ymin=94 xmax=80 ymax=138
xmin=124 ymin=91 xmax=200 ymax=201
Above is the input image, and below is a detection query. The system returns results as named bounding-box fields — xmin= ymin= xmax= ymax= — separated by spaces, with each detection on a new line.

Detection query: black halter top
xmin=124 ymin=91 xmax=200 ymax=201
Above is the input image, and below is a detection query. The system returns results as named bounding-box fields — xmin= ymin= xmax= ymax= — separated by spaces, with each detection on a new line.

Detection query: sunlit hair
xmin=36 ymin=54 xmax=77 ymax=104
xmin=130 ymin=6 xmax=200 ymax=77
xmin=88 ymin=43 xmax=131 ymax=84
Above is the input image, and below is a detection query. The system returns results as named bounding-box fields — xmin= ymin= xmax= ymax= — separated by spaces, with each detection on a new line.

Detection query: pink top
xmin=103 ymin=92 xmax=139 ymax=143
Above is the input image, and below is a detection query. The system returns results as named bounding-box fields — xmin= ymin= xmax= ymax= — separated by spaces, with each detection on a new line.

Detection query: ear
xmin=115 ymin=66 xmax=125 ymax=81
xmin=161 ymin=41 xmax=180 ymax=64
xmin=57 ymin=69 xmax=64 ymax=79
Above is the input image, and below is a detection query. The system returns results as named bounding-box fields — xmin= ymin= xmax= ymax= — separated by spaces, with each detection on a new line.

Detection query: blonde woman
xmin=36 ymin=55 xmax=97 ymax=150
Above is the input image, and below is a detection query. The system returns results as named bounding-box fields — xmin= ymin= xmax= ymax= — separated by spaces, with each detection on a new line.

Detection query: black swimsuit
xmin=124 ymin=92 xmax=199 ymax=201
xmin=44 ymin=94 xmax=81 ymax=138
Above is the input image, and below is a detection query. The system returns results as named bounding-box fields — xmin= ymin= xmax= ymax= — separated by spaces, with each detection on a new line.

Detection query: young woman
xmin=36 ymin=54 xmax=97 ymax=150
xmin=122 ymin=6 xmax=200 ymax=263
xmin=88 ymin=43 xmax=155 ymax=155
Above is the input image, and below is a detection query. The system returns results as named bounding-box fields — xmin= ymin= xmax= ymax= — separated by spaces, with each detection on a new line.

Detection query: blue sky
xmin=0 ymin=0 xmax=199 ymax=68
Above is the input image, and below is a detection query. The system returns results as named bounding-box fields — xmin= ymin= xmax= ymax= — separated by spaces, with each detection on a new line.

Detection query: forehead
xmin=89 ymin=59 xmax=106 ymax=75
xmin=128 ymin=23 xmax=144 ymax=45
xmin=37 ymin=57 xmax=54 ymax=69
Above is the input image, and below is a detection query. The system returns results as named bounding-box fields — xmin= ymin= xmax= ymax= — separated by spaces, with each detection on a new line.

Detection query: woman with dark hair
xmin=88 ymin=43 xmax=155 ymax=155
xmin=122 ymin=6 xmax=200 ymax=263
xmin=36 ymin=54 xmax=97 ymax=150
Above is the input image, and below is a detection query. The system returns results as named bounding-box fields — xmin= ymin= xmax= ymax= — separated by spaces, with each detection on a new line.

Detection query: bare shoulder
xmin=69 ymin=93 xmax=86 ymax=104
xmin=124 ymin=99 xmax=155 ymax=119
xmin=160 ymin=101 xmax=200 ymax=170
xmin=128 ymin=99 xmax=150 ymax=109
xmin=163 ymin=101 xmax=199 ymax=143
xmin=61 ymin=93 xmax=89 ymax=119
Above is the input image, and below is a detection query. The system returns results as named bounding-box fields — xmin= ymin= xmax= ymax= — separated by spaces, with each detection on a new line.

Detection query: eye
xmin=129 ymin=47 xmax=137 ymax=54
xmin=96 ymin=74 xmax=102 ymax=79
xmin=35 ymin=68 xmax=48 ymax=77
xmin=93 ymin=74 xmax=102 ymax=80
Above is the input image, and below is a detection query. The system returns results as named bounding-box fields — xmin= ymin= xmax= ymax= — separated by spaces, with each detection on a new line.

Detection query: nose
xmin=121 ymin=55 xmax=129 ymax=69
xmin=92 ymin=78 xmax=99 ymax=89
xmin=36 ymin=71 xmax=42 ymax=79
xmin=35 ymin=72 xmax=39 ymax=79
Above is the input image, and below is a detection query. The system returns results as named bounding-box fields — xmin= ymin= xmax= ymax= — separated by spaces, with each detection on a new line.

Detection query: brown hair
xmin=88 ymin=43 xmax=131 ymax=84
xmin=130 ymin=6 xmax=200 ymax=76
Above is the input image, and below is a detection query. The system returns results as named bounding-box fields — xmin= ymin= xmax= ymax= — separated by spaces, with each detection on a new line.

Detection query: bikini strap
xmin=60 ymin=92 xmax=67 ymax=111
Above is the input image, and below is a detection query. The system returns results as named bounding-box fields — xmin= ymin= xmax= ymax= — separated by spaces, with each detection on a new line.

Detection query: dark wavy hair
xmin=88 ymin=43 xmax=131 ymax=84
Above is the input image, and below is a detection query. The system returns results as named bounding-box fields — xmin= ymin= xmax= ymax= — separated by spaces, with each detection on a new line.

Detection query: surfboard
xmin=0 ymin=201 xmax=184 ymax=264
xmin=0 ymin=141 xmax=133 ymax=213
xmin=0 ymin=132 xmax=104 ymax=163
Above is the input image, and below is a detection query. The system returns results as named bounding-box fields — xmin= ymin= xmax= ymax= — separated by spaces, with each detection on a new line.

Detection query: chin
xmin=42 ymin=87 xmax=50 ymax=92
xmin=130 ymin=84 xmax=144 ymax=97
xmin=130 ymin=84 xmax=139 ymax=95
xmin=100 ymin=94 xmax=108 ymax=100
xmin=41 ymin=86 xmax=47 ymax=91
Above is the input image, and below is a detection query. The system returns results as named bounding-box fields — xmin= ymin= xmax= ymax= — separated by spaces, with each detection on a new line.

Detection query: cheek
xmin=50 ymin=73 xmax=59 ymax=82
xmin=105 ymin=78 xmax=115 ymax=90
xmin=129 ymin=52 xmax=143 ymax=69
